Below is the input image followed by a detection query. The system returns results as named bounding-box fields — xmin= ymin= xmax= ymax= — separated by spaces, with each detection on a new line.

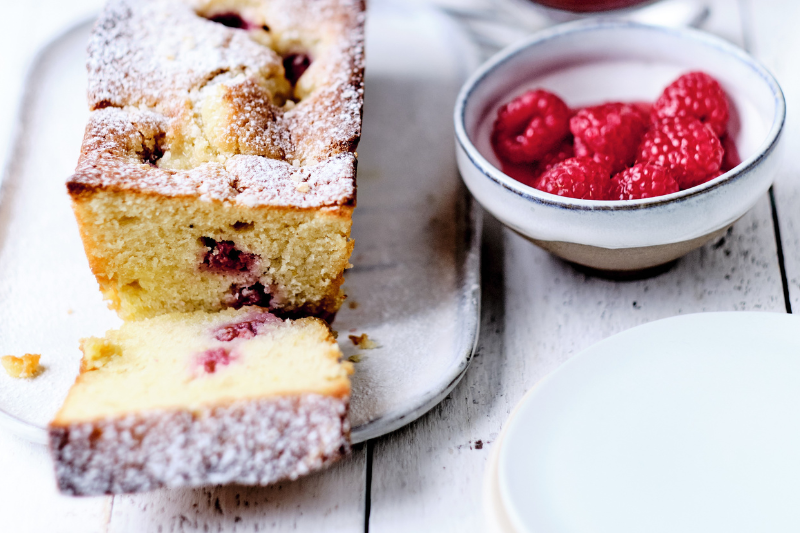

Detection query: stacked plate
xmin=484 ymin=312 xmax=800 ymax=533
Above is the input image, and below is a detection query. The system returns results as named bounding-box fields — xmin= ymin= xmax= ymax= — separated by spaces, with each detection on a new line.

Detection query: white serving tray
xmin=0 ymin=1 xmax=482 ymax=445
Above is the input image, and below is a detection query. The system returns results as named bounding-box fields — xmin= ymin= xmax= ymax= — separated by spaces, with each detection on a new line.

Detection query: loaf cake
xmin=67 ymin=0 xmax=365 ymax=321
xmin=49 ymin=307 xmax=353 ymax=495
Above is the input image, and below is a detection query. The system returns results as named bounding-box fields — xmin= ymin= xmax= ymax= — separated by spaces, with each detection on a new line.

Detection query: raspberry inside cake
xmin=70 ymin=167 xmax=354 ymax=320
xmin=50 ymin=307 xmax=352 ymax=495
xmin=68 ymin=0 xmax=364 ymax=320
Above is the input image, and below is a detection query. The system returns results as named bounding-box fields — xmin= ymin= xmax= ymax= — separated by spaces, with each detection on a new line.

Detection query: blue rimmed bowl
xmin=455 ymin=20 xmax=785 ymax=272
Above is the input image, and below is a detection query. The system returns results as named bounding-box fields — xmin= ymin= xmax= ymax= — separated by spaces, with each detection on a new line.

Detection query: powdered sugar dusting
xmin=87 ymin=0 xmax=286 ymax=111
xmin=50 ymin=394 xmax=350 ymax=495
xmin=73 ymin=0 xmax=364 ymax=207
xmin=70 ymin=108 xmax=356 ymax=208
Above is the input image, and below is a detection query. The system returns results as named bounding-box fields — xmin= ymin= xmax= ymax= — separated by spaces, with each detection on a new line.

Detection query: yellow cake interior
xmin=72 ymin=190 xmax=353 ymax=320
xmin=53 ymin=307 xmax=351 ymax=425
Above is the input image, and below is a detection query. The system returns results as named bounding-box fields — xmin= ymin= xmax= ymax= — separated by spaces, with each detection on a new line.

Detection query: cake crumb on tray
xmin=348 ymin=333 xmax=377 ymax=349
xmin=2 ymin=354 xmax=42 ymax=378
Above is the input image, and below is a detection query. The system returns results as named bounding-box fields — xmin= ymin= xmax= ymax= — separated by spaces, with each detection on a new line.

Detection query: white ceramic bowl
xmin=455 ymin=20 xmax=785 ymax=272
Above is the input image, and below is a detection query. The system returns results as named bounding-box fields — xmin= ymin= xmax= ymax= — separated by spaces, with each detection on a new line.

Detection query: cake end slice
xmin=49 ymin=307 xmax=352 ymax=496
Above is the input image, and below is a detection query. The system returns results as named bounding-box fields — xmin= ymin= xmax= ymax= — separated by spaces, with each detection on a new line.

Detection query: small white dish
xmin=455 ymin=21 xmax=785 ymax=272
xmin=497 ymin=312 xmax=800 ymax=533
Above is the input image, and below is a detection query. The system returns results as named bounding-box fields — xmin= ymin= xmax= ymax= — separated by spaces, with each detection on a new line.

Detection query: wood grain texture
xmin=2 ymin=1 xmax=796 ymax=532
xmin=0 ymin=434 xmax=111 ymax=533
xmin=743 ymin=0 xmax=800 ymax=312
xmin=367 ymin=3 xmax=791 ymax=531
xmin=369 ymin=198 xmax=786 ymax=532
xmin=106 ymin=446 xmax=366 ymax=533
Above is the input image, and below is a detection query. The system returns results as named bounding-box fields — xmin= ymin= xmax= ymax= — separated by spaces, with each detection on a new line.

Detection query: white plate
xmin=498 ymin=312 xmax=800 ymax=533
xmin=0 ymin=1 xmax=481 ymax=445
xmin=483 ymin=377 xmax=550 ymax=533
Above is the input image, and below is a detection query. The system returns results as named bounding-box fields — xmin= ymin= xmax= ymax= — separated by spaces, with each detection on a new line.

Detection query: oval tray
xmin=0 ymin=1 xmax=482 ymax=445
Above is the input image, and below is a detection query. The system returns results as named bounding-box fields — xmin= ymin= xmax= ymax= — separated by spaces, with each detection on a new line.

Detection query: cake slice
xmin=67 ymin=0 xmax=364 ymax=320
xmin=49 ymin=307 xmax=352 ymax=496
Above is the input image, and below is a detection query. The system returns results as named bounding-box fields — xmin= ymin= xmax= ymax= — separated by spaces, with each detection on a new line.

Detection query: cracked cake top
xmin=69 ymin=0 xmax=364 ymax=209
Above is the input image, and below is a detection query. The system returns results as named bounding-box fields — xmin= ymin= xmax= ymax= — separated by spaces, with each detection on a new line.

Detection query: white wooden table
xmin=0 ymin=0 xmax=797 ymax=531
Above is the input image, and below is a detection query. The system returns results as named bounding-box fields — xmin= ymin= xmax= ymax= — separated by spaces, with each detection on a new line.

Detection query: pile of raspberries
xmin=490 ymin=72 xmax=740 ymax=200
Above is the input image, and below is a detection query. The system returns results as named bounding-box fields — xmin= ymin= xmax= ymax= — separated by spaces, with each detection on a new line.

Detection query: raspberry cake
xmin=49 ymin=307 xmax=353 ymax=495
xmin=67 ymin=0 xmax=365 ymax=320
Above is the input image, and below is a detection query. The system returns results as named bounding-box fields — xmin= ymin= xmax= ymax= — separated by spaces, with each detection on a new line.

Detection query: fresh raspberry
xmin=491 ymin=90 xmax=571 ymax=164
xmin=610 ymin=163 xmax=680 ymax=200
xmin=720 ymin=134 xmax=741 ymax=172
xmin=500 ymin=140 xmax=574 ymax=187
xmin=636 ymin=116 xmax=723 ymax=190
xmin=499 ymin=161 xmax=539 ymax=187
xmin=534 ymin=138 xmax=575 ymax=175
xmin=631 ymin=101 xmax=653 ymax=118
xmin=653 ymin=71 xmax=729 ymax=136
xmin=570 ymin=102 xmax=648 ymax=174
xmin=534 ymin=157 xmax=612 ymax=200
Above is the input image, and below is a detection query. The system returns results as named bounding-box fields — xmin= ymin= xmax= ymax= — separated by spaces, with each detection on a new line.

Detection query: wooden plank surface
xmin=744 ymin=0 xmax=800 ymax=313
xmin=107 ymin=447 xmax=366 ymax=533
xmin=366 ymin=2 xmax=791 ymax=531
xmin=369 ymin=204 xmax=786 ymax=532
xmin=1 ymin=1 xmax=796 ymax=532
xmin=0 ymin=432 xmax=112 ymax=533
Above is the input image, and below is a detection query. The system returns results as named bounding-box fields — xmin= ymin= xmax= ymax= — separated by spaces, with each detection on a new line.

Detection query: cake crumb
xmin=348 ymin=354 xmax=362 ymax=363
xmin=67 ymin=309 xmax=74 ymax=315
xmin=1 ymin=354 xmax=42 ymax=378
xmin=348 ymin=333 xmax=377 ymax=349
xmin=80 ymin=337 xmax=122 ymax=371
